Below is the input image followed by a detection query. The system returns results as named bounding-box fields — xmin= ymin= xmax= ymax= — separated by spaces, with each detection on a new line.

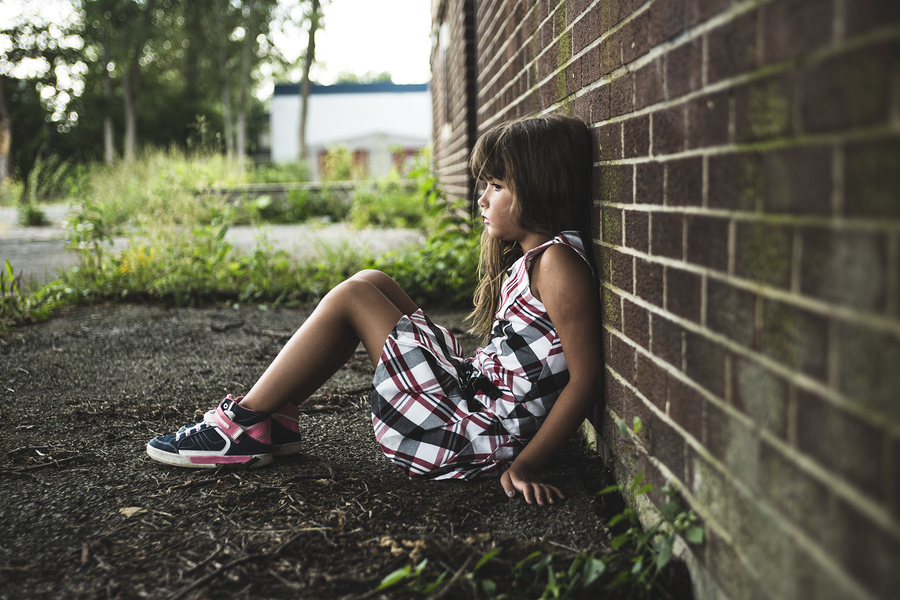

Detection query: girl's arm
xmin=500 ymin=244 xmax=603 ymax=505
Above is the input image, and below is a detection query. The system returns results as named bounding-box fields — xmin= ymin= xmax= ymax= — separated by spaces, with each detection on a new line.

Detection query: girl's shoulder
xmin=524 ymin=231 xmax=591 ymax=272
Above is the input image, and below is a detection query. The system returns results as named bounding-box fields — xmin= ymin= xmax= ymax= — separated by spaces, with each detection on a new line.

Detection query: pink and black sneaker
xmin=146 ymin=397 xmax=273 ymax=468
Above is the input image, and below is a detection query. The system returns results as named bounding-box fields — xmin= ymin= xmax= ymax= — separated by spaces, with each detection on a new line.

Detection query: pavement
xmin=0 ymin=204 xmax=423 ymax=287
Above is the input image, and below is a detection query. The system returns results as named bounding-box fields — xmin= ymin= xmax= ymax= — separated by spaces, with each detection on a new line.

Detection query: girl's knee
xmin=351 ymin=269 xmax=392 ymax=285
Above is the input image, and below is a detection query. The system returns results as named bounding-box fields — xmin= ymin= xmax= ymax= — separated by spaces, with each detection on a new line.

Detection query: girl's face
xmin=477 ymin=179 xmax=546 ymax=250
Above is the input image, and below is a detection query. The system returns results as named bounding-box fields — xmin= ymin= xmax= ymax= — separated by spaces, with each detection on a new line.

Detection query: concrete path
xmin=0 ymin=204 xmax=422 ymax=287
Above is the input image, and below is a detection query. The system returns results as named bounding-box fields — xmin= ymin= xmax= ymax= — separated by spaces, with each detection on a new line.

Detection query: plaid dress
xmin=370 ymin=231 xmax=591 ymax=480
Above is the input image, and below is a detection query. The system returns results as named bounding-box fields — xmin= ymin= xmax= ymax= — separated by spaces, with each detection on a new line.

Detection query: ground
xmin=0 ymin=303 xmax=692 ymax=599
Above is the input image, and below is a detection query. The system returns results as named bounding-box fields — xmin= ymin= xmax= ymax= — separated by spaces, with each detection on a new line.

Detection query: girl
xmin=147 ymin=114 xmax=602 ymax=506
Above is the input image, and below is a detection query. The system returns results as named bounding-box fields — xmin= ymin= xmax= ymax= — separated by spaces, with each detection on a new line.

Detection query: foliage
xmin=348 ymin=175 xmax=426 ymax=229
xmin=318 ymin=145 xmax=366 ymax=182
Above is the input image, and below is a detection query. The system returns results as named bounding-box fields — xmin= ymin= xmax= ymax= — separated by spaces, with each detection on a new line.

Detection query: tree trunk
xmin=101 ymin=20 xmax=114 ymax=164
xmin=0 ymin=77 xmax=11 ymax=185
xmin=298 ymin=0 xmax=320 ymax=162
xmin=217 ymin=12 xmax=234 ymax=161
xmin=235 ymin=3 xmax=253 ymax=162
xmin=122 ymin=66 xmax=137 ymax=161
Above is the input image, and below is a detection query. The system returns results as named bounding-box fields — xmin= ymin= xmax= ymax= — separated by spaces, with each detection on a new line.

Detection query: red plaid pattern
xmin=370 ymin=232 xmax=591 ymax=480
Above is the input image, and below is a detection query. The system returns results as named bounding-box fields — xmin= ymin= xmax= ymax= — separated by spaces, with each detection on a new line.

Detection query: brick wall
xmin=431 ymin=1 xmax=900 ymax=599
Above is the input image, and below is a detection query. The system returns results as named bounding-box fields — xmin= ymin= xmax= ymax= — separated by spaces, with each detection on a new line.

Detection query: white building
xmin=269 ymin=82 xmax=432 ymax=180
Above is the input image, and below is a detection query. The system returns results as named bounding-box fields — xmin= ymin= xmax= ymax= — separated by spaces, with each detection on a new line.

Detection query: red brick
xmin=735 ymin=221 xmax=793 ymax=289
xmin=650 ymin=0 xmax=685 ymax=46
xmin=582 ymin=44 xmax=601 ymax=86
xmin=688 ymin=91 xmax=730 ymax=149
xmin=686 ymin=215 xmax=729 ymax=272
xmin=708 ymin=152 xmax=763 ymax=211
xmin=844 ymin=138 xmax=900 ymax=219
xmin=707 ymin=279 xmax=757 ymax=347
xmin=838 ymin=322 xmax=900 ymax=422
xmin=610 ymin=248 xmax=633 ymax=292
xmin=799 ymin=43 xmax=894 ymax=134
xmin=845 ymin=0 xmax=900 ymax=37
xmin=604 ymin=365 xmax=627 ymax=414
xmin=651 ymin=314 xmax=683 ymax=368
xmin=760 ymin=298 xmax=828 ymax=381
xmin=763 ymin=0 xmax=832 ymax=65
xmin=734 ymin=73 xmax=793 ymax=143
xmin=635 ymin=58 xmax=664 ymax=110
xmin=666 ymin=38 xmax=702 ymax=99
xmin=666 ymin=156 xmax=703 ymax=206
xmin=763 ymin=145 xmax=832 ymax=215
xmin=602 ymin=205 xmax=623 ymax=244
xmin=635 ymin=162 xmax=664 ymax=204
xmin=624 ymin=209 xmax=649 ymax=253
xmin=648 ymin=411 xmax=686 ymax=480
xmin=685 ymin=0 xmax=730 ymax=27
xmin=599 ymin=0 xmax=633 ymax=32
xmin=706 ymin=9 xmax=757 ymax=83
xmin=732 ymin=356 xmax=788 ymax=438
xmin=597 ymin=164 xmax=633 ymax=204
xmin=668 ymin=374 xmax=703 ymax=440
xmin=685 ymin=331 xmax=726 ymax=396
xmin=597 ymin=122 xmax=622 ymax=161
xmin=705 ymin=401 xmax=732 ymax=463
xmin=608 ymin=332 xmax=636 ymax=383
xmin=834 ymin=497 xmax=900 ymax=599
xmin=623 ymin=115 xmax=650 ymax=158
xmin=708 ymin=527 xmax=772 ymax=600
xmin=651 ymin=212 xmax=683 ymax=260
xmin=588 ymin=84 xmax=610 ymax=123
xmin=573 ymin=6 xmax=597 ymax=53
xmin=599 ymin=31 xmax=622 ymax=76
xmin=667 ymin=267 xmax=702 ymax=323
xmin=609 ymin=72 xmax=634 ymax=117
xmin=637 ymin=352 xmax=666 ymax=406
xmin=603 ymin=287 xmax=622 ymax=330
xmin=797 ymin=390 xmax=884 ymax=499
xmin=800 ymin=227 xmax=887 ymax=312
xmin=892 ymin=434 xmax=900 ymax=520
xmin=653 ymin=105 xmax=686 ymax=155
xmin=636 ymin=258 xmax=664 ymax=307
xmin=622 ymin=12 xmax=650 ymax=65
xmin=625 ymin=299 xmax=650 ymax=349
xmin=759 ymin=439 xmax=832 ymax=545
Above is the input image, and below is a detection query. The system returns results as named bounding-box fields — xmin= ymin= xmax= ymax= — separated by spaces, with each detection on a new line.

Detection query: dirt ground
xmin=0 ymin=303 xmax=690 ymax=599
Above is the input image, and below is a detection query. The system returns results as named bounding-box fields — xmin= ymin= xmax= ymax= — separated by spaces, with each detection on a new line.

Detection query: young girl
xmin=147 ymin=114 xmax=602 ymax=506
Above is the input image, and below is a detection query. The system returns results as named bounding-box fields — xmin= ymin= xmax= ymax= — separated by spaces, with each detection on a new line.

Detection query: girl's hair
xmin=467 ymin=113 xmax=594 ymax=339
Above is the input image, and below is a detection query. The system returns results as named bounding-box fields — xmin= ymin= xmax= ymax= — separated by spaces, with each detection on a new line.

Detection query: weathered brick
xmin=685 ymin=0 xmax=730 ymax=28
xmin=609 ymin=72 xmax=634 ymax=117
xmin=636 ymin=258 xmax=664 ymax=307
xmin=598 ymin=164 xmax=633 ymax=204
xmin=708 ymin=152 xmax=764 ymax=211
xmin=599 ymin=0 xmax=633 ymax=32
xmin=608 ymin=332 xmax=636 ymax=383
xmin=597 ymin=122 xmax=622 ymax=161
xmin=760 ymin=298 xmax=828 ymax=381
xmin=610 ymin=248 xmax=633 ymax=292
xmin=708 ymin=528 xmax=773 ymax=600
xmin=666 ymin=38 xmax=702 ymax=99
xmin=686 ymin=215 xmax=729 ymax=272
xmin=582 ymin=44 xmax=601 ymax=86
xmin=635 ymin=58 xmax=664 ymax=110
xmin=763 ymin=145 xmax=832 ymax=215
xmin=635 ymin=162 xmax=664 ymax=204
xmin=622 ymin=12 xmax=650 ymax=65
xmin=651 ymin=212 xmax=683 ymax=259
xmin=845 ymin=0 xmax=900 ymax=37
xmin=706 ymin=401 xmax=760 ymax=488
xmin=588 ymin=83 xmax=610 ymax=123
xmin=707 ymin=278 xmax=757 ymax=347
xmin=624 ymin=209 xmax=649 ymax=253
xmin=800 ymin=227 xmax=887 ymax=312
xmin=667 ymin=267 xmax=702 ymax=323
xmin=706 ymin=8 xmax=757 ymax=84
xmin=650 ymin=0 xmax=685 ymax=46
xmin=624 ymin=298 xmax=650 ymax=349
xmin=735 ymin=221 xmax=793 ymax=289
xmin=602 ymin=205 xmax=623 ymax=244
xmin=734 ymin=73 xmax=793 ymax=143
xmin=636 ymin=352 xmax=666 ymax=407
xmin=732 ymin=356 xmax=787 ymax=437
xmin=648 ymin=411 xmax=686 ymax=480
xmin=685 ymin=330 xmax=726 ymax=397
xmin=602 ymin=287 xmax=622 ymax=331
xmin=893 ymin=434 xmax=900 ymax=520
xmin=834 ymin=497 xmax=900 ymax=599
xmin=651 ymin=313 xmax=683 ymax=368
xmin=666 ymin=156 xmax=703 ymax=206
xmin=652 ymin=104 xmax=685 ymax=155
xmin=797 ymin=390 xmax=884 ymax=499
xmin=839 ymin=321 xmax=900 ymax=422
xmin=623 ymin=114 xmax=650 ymax=158
xmin=799 ymin=42 xmax=894 ymax=134
xmin=599 ymin=30 xmax=622 ymax=75
xmin=844 ymin=138 xmax=900 ymax=219
xmin=687 ymin=91 xmax=730 ymax=149
xmin=762 ymin=0 xmax=832 ymax=65
xmin=668 ymin=374 xmax=703 ymax=440
xmin=604 ymin=363 xmax=626 ymax=414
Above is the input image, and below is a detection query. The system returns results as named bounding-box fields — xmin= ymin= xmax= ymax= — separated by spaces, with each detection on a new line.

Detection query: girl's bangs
xmin=469 ymin=130 xmax=507 ymax=182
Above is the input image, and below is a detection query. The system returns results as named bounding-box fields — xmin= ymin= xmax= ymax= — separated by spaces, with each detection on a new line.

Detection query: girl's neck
xmin=518 ymin=231 xmax=553 ymax=254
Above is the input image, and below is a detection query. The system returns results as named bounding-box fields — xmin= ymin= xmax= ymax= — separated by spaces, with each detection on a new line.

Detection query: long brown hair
xmin=467 ymin=114 xmax=594 ymax=339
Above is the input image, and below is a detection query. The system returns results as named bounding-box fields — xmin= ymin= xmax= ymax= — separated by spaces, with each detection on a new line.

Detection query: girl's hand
xmin=501 ymin=464 xmax=565 ymax=506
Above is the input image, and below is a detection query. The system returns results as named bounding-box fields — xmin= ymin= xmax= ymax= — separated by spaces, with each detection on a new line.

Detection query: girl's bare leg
xmin=239 ymin=270 xmax=417 ymax=414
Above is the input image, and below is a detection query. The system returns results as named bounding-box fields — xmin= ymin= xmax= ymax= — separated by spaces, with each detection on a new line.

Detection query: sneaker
xmin=146 ymin=397 xmax=273 ymax=468
xmin=177 ymin=395 xmax=303 ymax=457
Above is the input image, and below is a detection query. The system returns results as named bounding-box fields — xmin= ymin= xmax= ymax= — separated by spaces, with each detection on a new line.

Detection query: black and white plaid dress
xmin=370 ymin=231 xmax=590 ymax=480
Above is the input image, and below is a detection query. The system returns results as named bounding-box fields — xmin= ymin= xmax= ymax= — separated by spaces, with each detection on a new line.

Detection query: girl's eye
xmin=492 ymin=183 xmax=502 ymax=191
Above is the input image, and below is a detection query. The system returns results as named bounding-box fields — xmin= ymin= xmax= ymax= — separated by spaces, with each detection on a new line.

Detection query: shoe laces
xmin=175 ymin=406 xmax=237 ymax=441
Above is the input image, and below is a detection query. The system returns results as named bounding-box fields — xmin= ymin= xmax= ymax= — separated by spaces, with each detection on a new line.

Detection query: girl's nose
xmin=477 ymin=189 xmax=488 ymax=207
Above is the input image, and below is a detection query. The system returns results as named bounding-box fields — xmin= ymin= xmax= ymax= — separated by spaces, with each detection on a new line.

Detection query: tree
xmin=298 ymin=0 xmax=320 ymax=162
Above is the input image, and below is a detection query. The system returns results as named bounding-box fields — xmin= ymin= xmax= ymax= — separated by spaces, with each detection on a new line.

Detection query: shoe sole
xmin=146 ymin=442 xmax=274 ymax=469
xmin=272 ymin=442 xmax=303 ymax=457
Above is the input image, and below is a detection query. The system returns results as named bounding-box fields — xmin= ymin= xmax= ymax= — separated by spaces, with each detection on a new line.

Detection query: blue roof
xmin=273 ymin=82 xmax=429 ymax=96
